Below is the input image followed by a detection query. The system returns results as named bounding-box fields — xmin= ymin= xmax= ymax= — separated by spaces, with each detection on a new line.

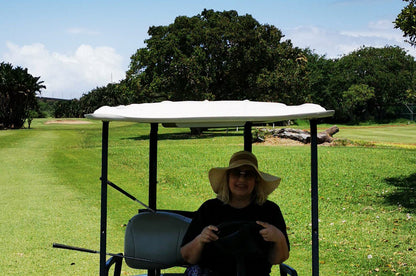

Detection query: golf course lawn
xmin=0 ymin=119 xmax=415 ymax=275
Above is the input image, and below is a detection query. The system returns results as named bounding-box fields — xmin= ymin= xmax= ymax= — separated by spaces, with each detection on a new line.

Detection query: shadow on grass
xmin=384 ymin=173 xmax=416 ymax=213
xmin=123 ymin=129 xmax=244 ymax=141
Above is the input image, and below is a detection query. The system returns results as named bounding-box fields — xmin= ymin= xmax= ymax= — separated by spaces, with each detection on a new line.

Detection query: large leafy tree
xmin=0 ymin=62 xmax=45 ymax=129
xmin=127 ymin=9 xmax=308 ymax=104
xmin=395 ymin=0 xmax=416 ymax=47
xmin=341 ymin=84 xmax=375 ymax=123
xmin=328 ymin=46 xmax=415 ymax=121
xmin=303 ymin=49 xmax=337 ymax=111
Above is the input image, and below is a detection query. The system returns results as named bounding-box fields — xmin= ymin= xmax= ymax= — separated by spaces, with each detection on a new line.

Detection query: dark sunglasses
xmin=229 ymin=168 xmax=257 ymax=179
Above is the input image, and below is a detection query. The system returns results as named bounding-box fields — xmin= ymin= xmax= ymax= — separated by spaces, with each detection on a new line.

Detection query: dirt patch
xmin=255 ymin=136 xmax=306 ymax=146
xmin=45 ymin=120 xmax=91 ymax=125
xmin=255 ymin=136 xmax=335 ymax=146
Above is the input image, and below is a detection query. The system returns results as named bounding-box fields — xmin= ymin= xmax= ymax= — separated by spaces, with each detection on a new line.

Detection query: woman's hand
xmin=256 ymin=221 xmax=282 ymax=242
xmin=181 ymin=225 xmax=219 ymax=264
xmin=198 ymin=225 xmax=219 ymax=244
xmin=256 ymin=221 xmax=289 ymax=264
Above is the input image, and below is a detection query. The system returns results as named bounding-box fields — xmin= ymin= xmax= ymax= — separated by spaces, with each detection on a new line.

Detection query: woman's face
xmin=228 ymin=165 xmax=257 ymax=200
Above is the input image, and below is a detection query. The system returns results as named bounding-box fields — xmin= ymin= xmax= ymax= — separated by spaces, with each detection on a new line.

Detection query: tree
xmin=303 ymin=49 xmax=337 ymax=113
xmin=53 ymin=99 xmax=80 ymax=118
xmin=78 ymin=80 xmax=135 ymax=116
xmin=27 ymin=109 xmax=38 ymax=129
xmin=127 ymin=9 xmax=308 ymax=104
xmin=341 ymin=84 xmax=375 ymax=123
xmin=395 ymin=0 xmax=416 ymax=47
xmin=325 ymin=46 xmax=415 ymax=122
xmin=0 ymin=62 xmax=45 ymax=129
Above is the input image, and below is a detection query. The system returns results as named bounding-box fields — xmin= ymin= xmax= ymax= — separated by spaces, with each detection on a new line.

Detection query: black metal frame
xmin=105 ymin=254 xmax=123 ymax=276
xmin=100 ymin=121 xmax=109 ymax=276
xmin=99 ymin=120 xmax=320 ymax=275
xmin=310 ymin=120 xmax=319 ymax=276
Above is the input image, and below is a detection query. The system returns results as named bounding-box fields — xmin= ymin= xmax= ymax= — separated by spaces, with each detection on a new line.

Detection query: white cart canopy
xmin=85 ymin=100 xmax=334 ymax=127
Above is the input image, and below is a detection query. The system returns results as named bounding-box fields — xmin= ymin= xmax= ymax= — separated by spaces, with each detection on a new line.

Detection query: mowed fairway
xmin=0 ymin=119 xmax=415 ymax=275
xmin=0 ymin=120 xmax=105 ymax=275
xmin=336 ymin=124 xmax=416 ymax=147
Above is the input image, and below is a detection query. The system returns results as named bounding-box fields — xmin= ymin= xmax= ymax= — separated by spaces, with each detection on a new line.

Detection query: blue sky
xmin=0 ymin=0 xmax=412 ymax=99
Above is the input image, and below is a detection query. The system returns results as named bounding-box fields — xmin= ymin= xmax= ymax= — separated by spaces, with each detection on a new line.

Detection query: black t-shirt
xmin=181 ymin=198 xmax=289 ymax=276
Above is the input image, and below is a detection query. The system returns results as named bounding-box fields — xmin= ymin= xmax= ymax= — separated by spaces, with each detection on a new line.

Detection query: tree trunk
xmin=273 ymin=126 xmax=339 ymax=144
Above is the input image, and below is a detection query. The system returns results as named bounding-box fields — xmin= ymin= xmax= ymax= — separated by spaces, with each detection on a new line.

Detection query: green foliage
xmin=26 ymin=109 xmax=38 ymax=129
xmin=54 ymin=10 xmax=416 ymax=125
xmin=50 ymin=81 xmax=136 ymax=118
xmin=53 ymin=99 xmax=81 ymax=118
xmin=0 ymin=62 xmax=45 ymax=128
xmin=339 ymin=46 xmax=414 ymax=121
xmin=342 ymin=84 xmax=375 ymax=123
xmin=126 ymin=9 xmax=308 ymax=104
xmin=37 ymin=99 xmax=55 ymax=118
xmin=395 ymin=0 xmax=416 ymax=47
xmin=78 ymin=81 xmax=135 ymax=116
xmin=305 ymin=46 xmax=416 ymax=123
xmin=303 ymin=49 xmax=336 ymax=109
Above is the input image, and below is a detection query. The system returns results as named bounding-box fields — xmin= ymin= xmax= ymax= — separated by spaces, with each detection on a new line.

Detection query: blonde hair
xmin=216 ymin=170 xmax=268 ymax=205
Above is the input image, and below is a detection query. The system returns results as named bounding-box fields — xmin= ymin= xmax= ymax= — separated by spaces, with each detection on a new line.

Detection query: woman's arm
xmin=180 ymin=225 xmax=219 ymax=264
xmin=256 ymin=221 xmax=290 ymax=264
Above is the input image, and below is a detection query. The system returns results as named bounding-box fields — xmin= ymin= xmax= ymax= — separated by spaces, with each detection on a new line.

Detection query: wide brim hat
xmin=208 ymin=151 xmax=281 ymax=196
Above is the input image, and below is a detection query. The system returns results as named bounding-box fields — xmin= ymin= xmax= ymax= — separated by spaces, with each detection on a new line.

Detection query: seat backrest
xmin=124 ymin=211 xmax=191 ymax=269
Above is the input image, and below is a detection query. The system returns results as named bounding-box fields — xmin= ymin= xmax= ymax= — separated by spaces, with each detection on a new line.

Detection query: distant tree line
xmin=2 ymin=8 xmax=416 ymax=128
xmin=56 ymin=44 xmax=415 ymax=123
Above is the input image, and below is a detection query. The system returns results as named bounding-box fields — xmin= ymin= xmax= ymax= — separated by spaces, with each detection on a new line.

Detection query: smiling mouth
xmin=234 ymin=184 xmax=248 ymax=189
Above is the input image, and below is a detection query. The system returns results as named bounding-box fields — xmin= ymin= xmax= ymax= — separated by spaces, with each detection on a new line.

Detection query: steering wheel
xmin=212 ymin=221 xmax=270 ymax=276
xmin=213 ymin=220 xmax=268 ymax=258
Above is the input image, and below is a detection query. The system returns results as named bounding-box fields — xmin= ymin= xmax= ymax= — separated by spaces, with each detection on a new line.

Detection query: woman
xmin=181 ymin=151 xmax=290 ymax=276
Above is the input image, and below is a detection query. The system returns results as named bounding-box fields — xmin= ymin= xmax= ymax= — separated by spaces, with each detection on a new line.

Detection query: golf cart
xmin=58 ymin=100 xmax=334 ymax=276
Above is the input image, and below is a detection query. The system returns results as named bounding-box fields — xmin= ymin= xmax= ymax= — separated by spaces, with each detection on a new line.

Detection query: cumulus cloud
xmin=3 ymin=42 xmax=125 ymax=99
xmin=285 ymin=20 xmax=416 ymax=58
xmin=340 ymin=20 xmax=402 ymax=41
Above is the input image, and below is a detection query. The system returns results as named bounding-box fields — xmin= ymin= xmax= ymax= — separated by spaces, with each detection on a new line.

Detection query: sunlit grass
xmin=335 ymin=124 xmax=416 ymax=146
xmin=0 ymin=119 xmax=415 ymax=275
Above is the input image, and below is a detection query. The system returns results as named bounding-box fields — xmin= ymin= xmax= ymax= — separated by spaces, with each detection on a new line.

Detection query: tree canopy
xmin=333 ymin=46 xmax=415 ymax=121
xmin=31 ymin=9 xmax=416 ymax=125
xmin=126 ymin=9 xmax=308 ymax=104
xmin=395 ymin=0 xmax=416 ymax=47
xmin=0 ymin=62 xmax=45 ymax=129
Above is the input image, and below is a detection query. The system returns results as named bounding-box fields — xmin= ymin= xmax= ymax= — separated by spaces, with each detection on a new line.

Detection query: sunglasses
xmin=229 ymin=168 xmax=257 ymax=179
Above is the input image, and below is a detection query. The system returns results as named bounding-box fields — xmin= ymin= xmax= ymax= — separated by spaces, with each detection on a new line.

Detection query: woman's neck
xmin=229 ymin=196 xmax=251 ymax=209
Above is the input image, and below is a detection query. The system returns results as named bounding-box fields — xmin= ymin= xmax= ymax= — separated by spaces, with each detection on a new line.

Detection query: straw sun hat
xmin=208 ymin=151 xmax=281 ymax=196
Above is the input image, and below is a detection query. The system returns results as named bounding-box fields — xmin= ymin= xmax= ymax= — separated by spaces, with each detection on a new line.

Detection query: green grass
xmin=335 ymin=124 xmax=416 ymax=148
xmin=0 ymin=119 xmax=415 ymax=275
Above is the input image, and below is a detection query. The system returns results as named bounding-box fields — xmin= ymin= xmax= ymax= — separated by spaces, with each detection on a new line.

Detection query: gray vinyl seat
xmin=124 ymin=211 xmax=191 ymax=275
xmin=106 ymin=211 xmax=297 ymax=276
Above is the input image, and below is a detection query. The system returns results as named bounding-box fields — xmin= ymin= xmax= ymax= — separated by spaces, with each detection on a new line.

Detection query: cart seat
xmin=124 ymin=211 xmax=191 ymax=270
xmin=106 ymin=211 xmax=297 ymax=276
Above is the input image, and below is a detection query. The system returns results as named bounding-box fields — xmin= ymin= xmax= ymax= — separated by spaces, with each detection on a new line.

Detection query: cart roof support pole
xmin=149 ymin=123 xmax=158 ymax=211
xmin=148 ymin=123 xmax=159 ymax=276
xmin=100 ymin=121 xmax=109 ymax=276
xmin=244 ymin=122 xmax=252 ymax=152
xmin=310 ymin=119 xmax=319 ymax=276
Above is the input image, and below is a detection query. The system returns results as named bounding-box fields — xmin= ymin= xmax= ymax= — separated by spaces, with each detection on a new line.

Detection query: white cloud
xmin=285 ymin=25 xmax=349 ymax=58
xmin=285 ymin=20 xmax=416 ymax=58
xmin=3 ymin=42 xmax=125 ymax=99
xmin=340 ymin=20 xmax=402 ymax=41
